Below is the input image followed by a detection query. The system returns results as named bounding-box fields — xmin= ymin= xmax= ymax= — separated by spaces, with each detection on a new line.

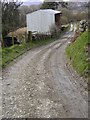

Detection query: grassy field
xmin=1 ymin=28 xmax=68 ymax=68
xmin=66 ymin=31 xmax=90 ymax=78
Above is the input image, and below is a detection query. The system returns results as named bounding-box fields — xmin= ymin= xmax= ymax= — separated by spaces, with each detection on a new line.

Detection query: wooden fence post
xmin=25 ymin=32 xmax=28 ymax=43
xmin=12 ymin=32 xmax=14 ymax=45
xmin=27 ymin=31 xmax=32 ymax=42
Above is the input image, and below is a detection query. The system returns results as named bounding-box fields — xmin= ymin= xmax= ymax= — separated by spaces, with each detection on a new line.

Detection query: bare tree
xmin=2 ymin=0 xmax=22 ymax=37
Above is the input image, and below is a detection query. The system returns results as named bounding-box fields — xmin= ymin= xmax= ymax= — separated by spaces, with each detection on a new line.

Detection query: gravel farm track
xmin=2 ymin=30 xmax=88 ymax=118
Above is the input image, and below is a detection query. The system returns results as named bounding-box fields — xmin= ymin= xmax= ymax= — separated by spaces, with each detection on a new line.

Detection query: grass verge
xmin=66 ymin=31 xmax=90 ymax=78
xmin=1 ymin=28 xmax=68 ymax=68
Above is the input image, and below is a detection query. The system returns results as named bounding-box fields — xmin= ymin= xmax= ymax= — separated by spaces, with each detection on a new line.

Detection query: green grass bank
xmin=66 ymin=31 xmax=90 ymax=78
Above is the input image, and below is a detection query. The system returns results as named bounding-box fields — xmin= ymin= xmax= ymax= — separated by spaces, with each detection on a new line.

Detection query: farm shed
xmin=26 ymin=9 xmax=62 ymax=34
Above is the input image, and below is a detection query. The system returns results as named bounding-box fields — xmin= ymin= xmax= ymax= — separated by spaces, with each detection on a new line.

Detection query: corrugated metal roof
xmin=39 ymin=9 xmax=61 ymax=14
xmin=27 ymin=9 xmax=61 ymax=15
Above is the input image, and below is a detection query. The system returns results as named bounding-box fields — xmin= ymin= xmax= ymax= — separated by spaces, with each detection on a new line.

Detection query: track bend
xmin=2 ymin=31 xmax=88 ymax=118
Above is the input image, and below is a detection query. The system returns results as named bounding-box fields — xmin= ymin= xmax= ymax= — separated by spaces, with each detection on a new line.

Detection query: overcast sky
xmin=22 ymin=0 xmax=43 ymax=2
xmin=21 ymin=0 xmax=70 ymax=3
xmin=21 ymin=0 xmax=89 ymax=2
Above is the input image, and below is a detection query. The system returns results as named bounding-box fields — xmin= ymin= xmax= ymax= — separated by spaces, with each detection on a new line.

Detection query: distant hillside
xmin=68 ymin=2 xmax=88 ymax=11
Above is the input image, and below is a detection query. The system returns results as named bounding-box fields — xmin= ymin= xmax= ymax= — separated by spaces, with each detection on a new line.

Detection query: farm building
xmin=26 ymin=9 xmax=62 ymax=34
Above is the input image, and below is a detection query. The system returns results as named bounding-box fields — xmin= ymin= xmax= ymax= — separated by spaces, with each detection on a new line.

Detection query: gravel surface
xmin=2 ymin=31 xmax=88 ymax=118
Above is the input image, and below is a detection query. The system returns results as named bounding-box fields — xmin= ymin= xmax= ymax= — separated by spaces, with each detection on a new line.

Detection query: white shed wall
xmin=27 ymin=11 xmax=40 ymax=32
xmin=26 ymin=10 xmax=55 ymax=34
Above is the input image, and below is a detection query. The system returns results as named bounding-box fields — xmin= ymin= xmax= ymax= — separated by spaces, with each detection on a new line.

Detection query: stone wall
xmin=79 ymin=20 xmax=88 ymax=32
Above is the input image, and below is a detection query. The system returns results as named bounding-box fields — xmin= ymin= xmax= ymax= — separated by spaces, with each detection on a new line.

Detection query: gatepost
xmin=27 ymin=31 xmax=32 ymax=42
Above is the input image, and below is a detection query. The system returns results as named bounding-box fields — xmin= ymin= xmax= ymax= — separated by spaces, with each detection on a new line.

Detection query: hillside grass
xmin=66 ymin=31 xmax=90 ymax=78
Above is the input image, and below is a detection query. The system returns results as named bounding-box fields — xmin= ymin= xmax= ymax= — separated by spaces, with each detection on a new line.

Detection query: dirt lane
xmin=2 ymin=31 xmax=88 ymax=118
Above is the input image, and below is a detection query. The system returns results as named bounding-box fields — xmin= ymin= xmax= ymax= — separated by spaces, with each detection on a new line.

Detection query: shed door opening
xmin=55 ymin=13 xmax=61 ymax=28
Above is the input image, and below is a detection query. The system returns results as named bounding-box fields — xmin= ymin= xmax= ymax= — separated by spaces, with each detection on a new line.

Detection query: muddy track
xmin=2 ymin=31 xmax=88 ymax=118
